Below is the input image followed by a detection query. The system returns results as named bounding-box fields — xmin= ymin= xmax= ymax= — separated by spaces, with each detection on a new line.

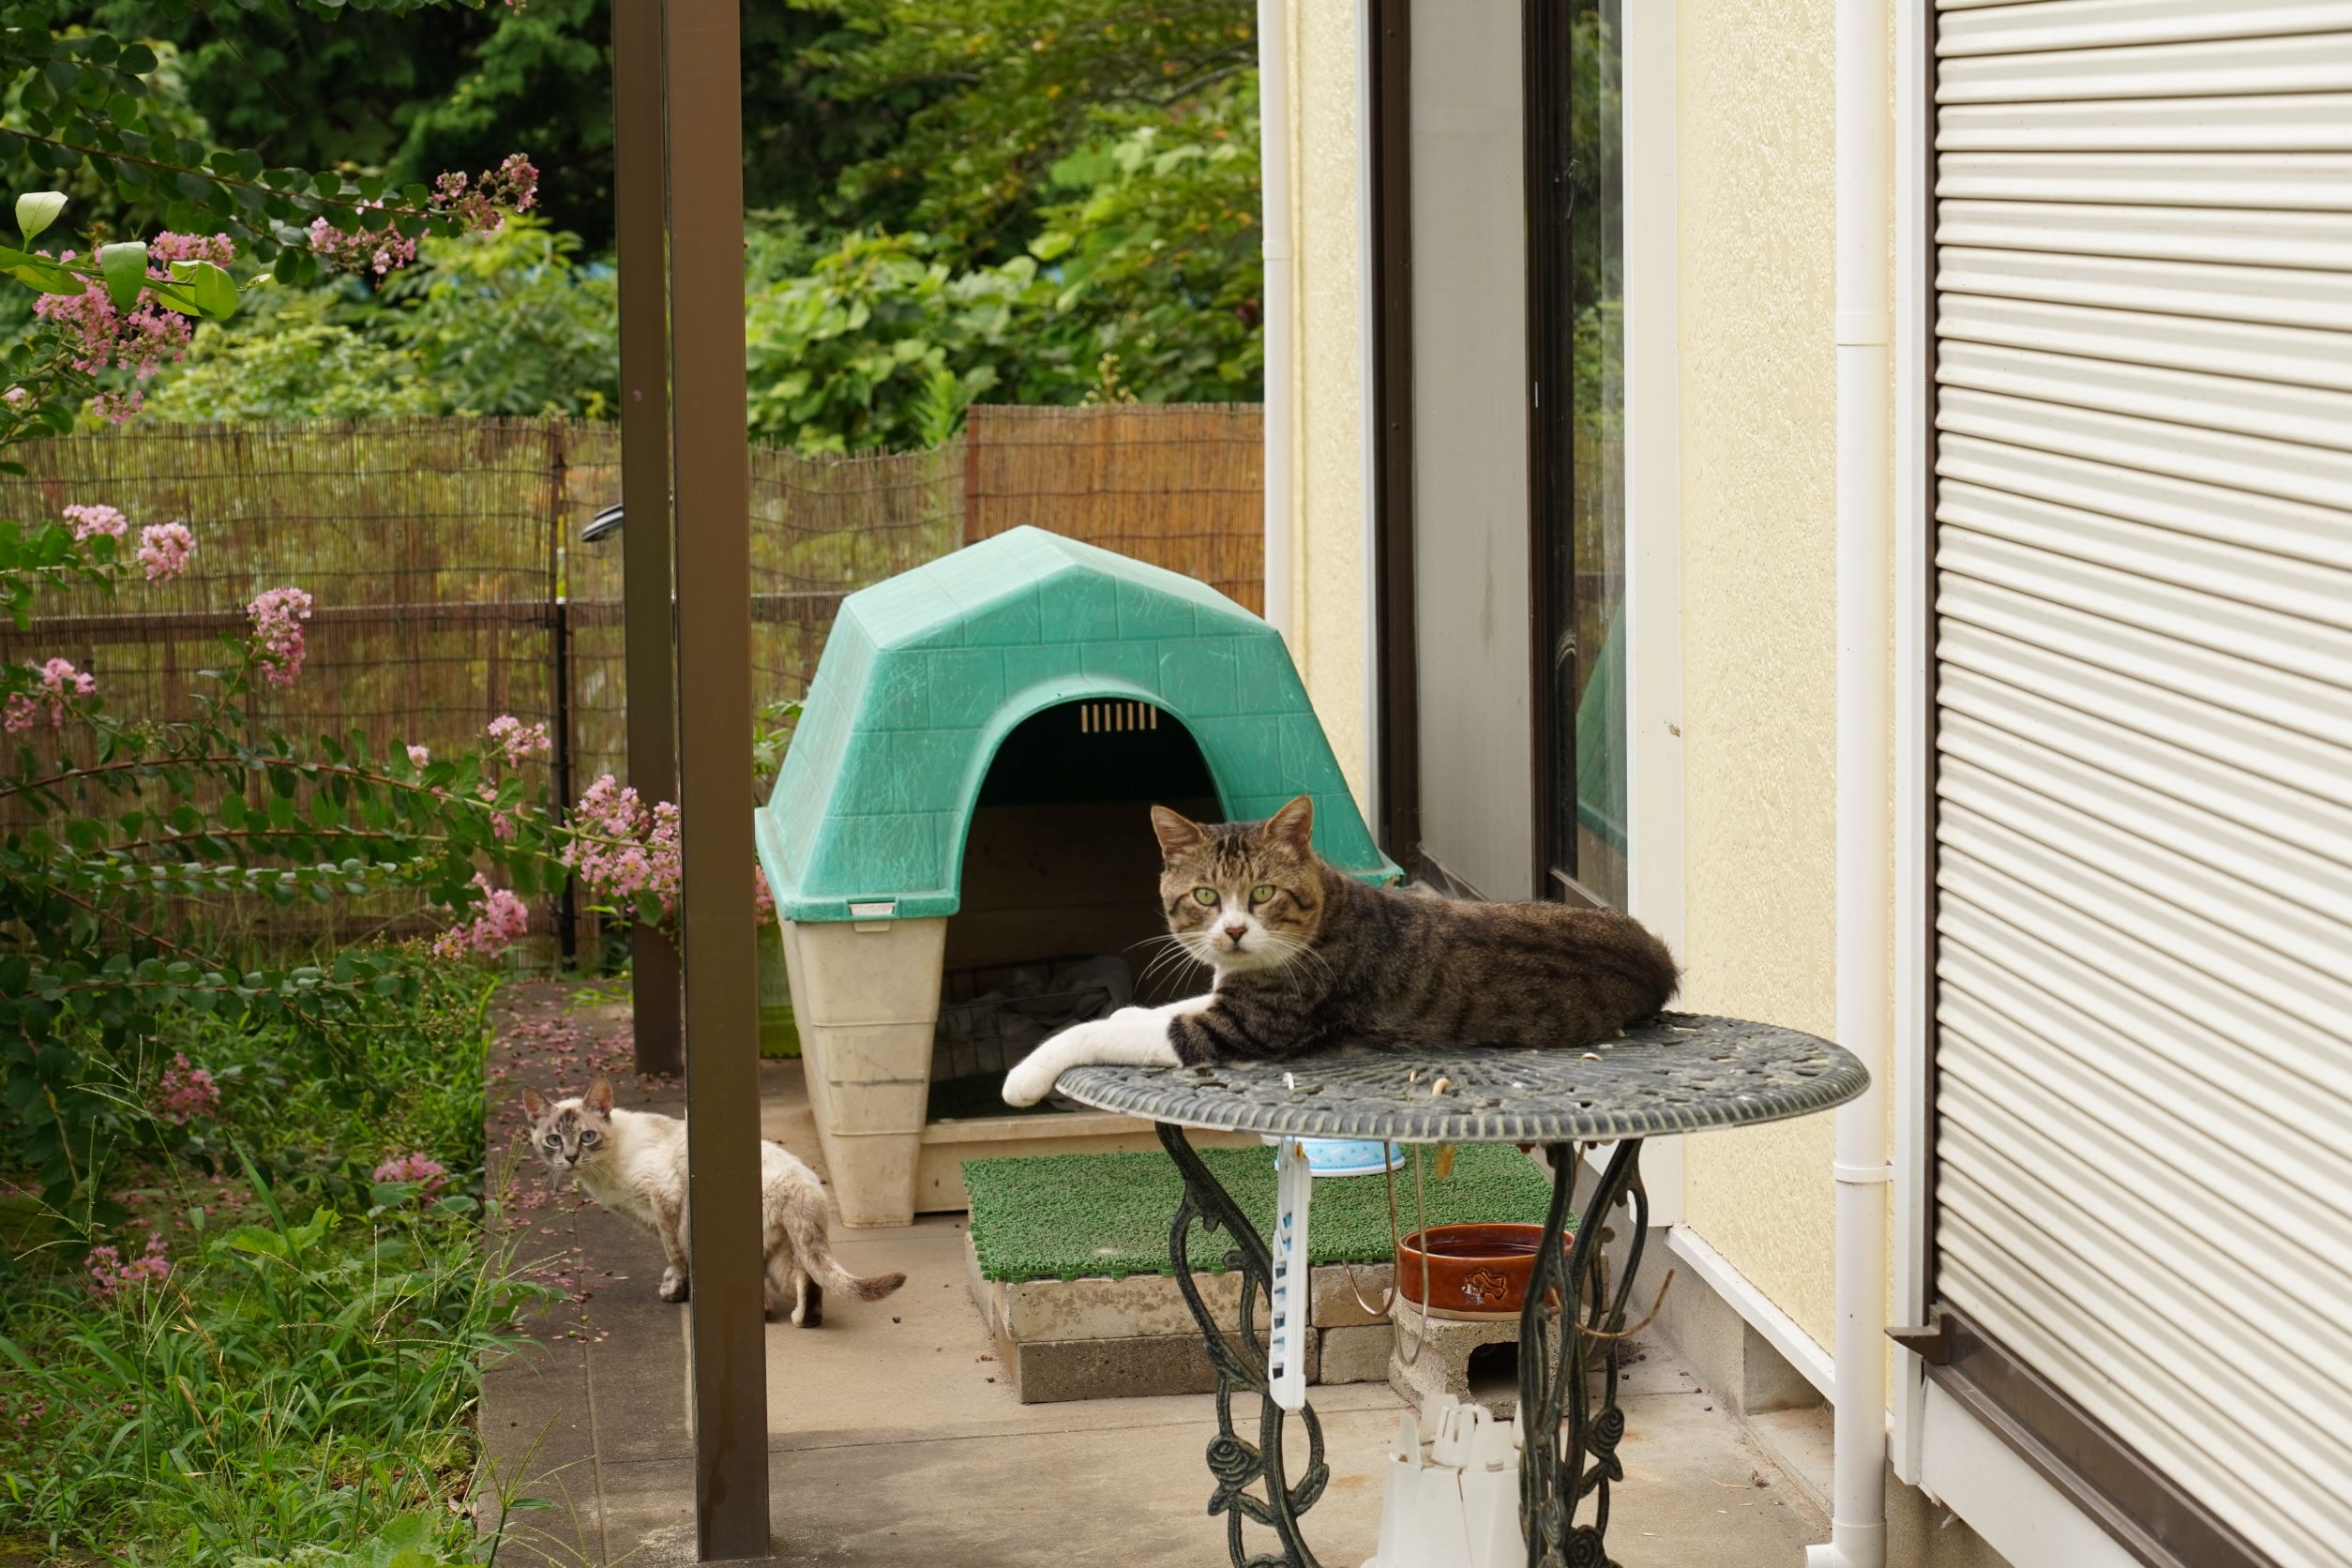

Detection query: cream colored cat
xmin=520 ymin=1078 xmax=905 ymax=1326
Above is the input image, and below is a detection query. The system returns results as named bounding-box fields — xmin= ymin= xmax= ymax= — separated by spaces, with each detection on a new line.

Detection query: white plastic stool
xmin=1363 ymin=1392 xmax=1524 ymax=1568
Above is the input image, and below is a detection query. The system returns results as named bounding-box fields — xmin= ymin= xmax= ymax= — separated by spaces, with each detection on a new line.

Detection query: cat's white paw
xmin=1002 ymin=1049 xmax=1066 ymax=1108
xmin=658 ymin=1267 xmax=689 ymax=1303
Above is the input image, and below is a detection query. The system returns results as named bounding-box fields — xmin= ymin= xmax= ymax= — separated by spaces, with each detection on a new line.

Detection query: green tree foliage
xmin=140 ymin=312 xmax=437 ymax=421
xmin=17 ymin=0 xmax=1267 ymax=445
xmin=2 ymin=0 xmax=541 ymax=287
xmin=58 ymin=0 xmax=1260 ymax=262
xmin=56 ymin=0 xmax=903 ymax=252
xmin=801 ymin=0 xmax=1255 ymax=259
xmin=1024 ymin=80 xmax=1262 ymax=403
xmin=376 ymin=217 xmax=617 ymax=415
xmin=120 ymin=218 xmax=618 ymax=423
xmin=745 ymin=76 xmax=1260 ymax=454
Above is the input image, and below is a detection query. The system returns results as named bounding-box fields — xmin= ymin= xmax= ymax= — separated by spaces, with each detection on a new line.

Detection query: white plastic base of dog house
xmin=780 ymin=913 xmax=949 ymax=1228
xmin=784 ymin=912 xmax=1253 ymax=1227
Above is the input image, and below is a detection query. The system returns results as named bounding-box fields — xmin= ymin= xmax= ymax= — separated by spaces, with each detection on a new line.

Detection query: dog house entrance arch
xmin=756 ymin=527 xmax=1399 ymax=1228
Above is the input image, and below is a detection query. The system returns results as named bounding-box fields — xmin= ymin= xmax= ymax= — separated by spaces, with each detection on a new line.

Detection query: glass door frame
xmin=1524 ymin=0 xmax=1623 ymax=910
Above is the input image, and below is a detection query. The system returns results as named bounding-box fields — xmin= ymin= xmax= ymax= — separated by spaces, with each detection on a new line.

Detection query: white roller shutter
xmin=1932 ymin=5 xmax=2352 ymax=1566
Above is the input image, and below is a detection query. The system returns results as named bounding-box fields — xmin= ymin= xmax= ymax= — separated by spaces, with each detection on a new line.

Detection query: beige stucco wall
xmin=1673 ymin=0 xmax=1841 ymax=1347
xmin=1287 ymin=0 xmax=1371 ymax=811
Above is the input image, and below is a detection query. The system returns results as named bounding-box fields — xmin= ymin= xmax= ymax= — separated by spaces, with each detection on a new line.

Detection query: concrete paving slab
xmin=1609 ymin=1389 xmax=1830 ymax=1566
xmin=596 ymin=1405 xmax=1402 ymax=1568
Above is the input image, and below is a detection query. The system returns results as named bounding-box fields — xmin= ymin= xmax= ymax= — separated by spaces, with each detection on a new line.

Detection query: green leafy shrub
xmin=379 ymin=217 xmax=617 ymax=418
xmin=143 ymin=313 xmax=438 ymax=421
xmin=0 ymin=973 xmax=537 ymax=1560
xmin=743 ymin=75 xmax=1263 ymax=454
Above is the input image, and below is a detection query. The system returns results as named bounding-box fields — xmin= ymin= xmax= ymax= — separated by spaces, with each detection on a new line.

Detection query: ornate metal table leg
xmin=1156 ymin=1122 xmax=1329 ymax=1568
xmin=1518 ymin=1139 xmax=1649 ymax=1568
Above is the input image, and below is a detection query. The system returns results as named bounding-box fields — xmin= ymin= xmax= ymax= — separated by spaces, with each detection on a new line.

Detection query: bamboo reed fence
xmin=0 ymin=408 xmax=1263 ymax=951
xmin=964 ymin=402 xmax=1264 ymax=614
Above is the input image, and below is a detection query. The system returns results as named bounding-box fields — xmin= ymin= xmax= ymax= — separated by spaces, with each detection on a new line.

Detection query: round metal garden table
xmin=1053 ymin=1011 xmax=1869 ymax=1568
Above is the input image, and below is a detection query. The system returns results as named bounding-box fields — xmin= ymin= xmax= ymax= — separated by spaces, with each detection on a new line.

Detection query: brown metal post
xmin=662 ymin=0 xmax=770 ymax=1555
xmin=613 ymin=0 xmax=683 ymax=1075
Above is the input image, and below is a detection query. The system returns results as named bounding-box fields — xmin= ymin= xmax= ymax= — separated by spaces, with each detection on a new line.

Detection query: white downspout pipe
xmin=1808 ymin=0 xmax=1892 ymax=1562
xmin=1258 ymin=0 xmax=1297 ymax=643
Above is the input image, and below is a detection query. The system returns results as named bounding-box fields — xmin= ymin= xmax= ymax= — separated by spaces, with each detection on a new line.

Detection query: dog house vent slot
xmin=1078 ymin=701 xmax=1158 ymax=734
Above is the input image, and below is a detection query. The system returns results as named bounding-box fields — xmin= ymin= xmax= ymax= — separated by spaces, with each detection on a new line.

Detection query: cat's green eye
xmin=1192 ymin=886 xmax=1219 ymax=906
xmin=1250 ymin=883 xmax=1276 ymax=904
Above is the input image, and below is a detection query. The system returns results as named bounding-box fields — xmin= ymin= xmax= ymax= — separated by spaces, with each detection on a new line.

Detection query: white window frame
xmin=1351 ymin=0 xmax=1688 ymax=1222
xmin=1621 ymin=0 xmax=1687 ymax=1227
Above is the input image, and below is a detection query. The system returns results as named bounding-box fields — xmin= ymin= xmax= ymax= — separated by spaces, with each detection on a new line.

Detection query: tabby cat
xmin=520 ymin=1078 xmax=906 ymax=1326
xmin=1001 ymin=795 xmax=1679 ymax=1106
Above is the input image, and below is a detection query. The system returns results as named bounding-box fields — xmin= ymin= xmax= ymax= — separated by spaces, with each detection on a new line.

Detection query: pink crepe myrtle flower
xmin=147 ymin=232 xmax=235 ymax=267
xmin=311 ymin=155 xmax=539 ymax=276
xmin=31 ymin=234 xmax=230 ymax=393
xmin=152 ymin=1053 xmax=219 ymax=1123
xmin=86 ymin=1234 xmax=171 ymax=1301
xmin=4 ymin=656 xmax=96 ymax=732
xmin=135 ymin=521 xmax=195 ymax=582
xmin=407 ymin=744 xmax=431 ymax=767
xmin=373 ymin=1152 xmax=448 ymax=1199
xmin=562 ymin=774 xmax=681 ymax=917
xmin=487 ymin=714 xmax=553 ymax=767
xmin=564 ymin=774 xmax=771 ymax=925
xmin=475 ymin=780 xmax=524 ymax=841
xmin=2 ymin=386 xmax=26 ymax=406
xmin=89 ymin=389 xmax=145 ymax=424
xmin=247 ymin=586 xmax=313 ymax=686
xmin=63 ymin=503 xmax=127 ymax=540
xmin=433 ymin=874 xmax=533 ymax=960
xmin=308 ymin=206 xmax=417 ymax=278
xmin=34 ymin=281 xmax=190 ymax=381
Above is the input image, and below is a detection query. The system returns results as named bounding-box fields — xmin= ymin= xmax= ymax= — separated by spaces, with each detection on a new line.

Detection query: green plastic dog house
xmin=756 ymin=527 xmax=1399 ymax=1227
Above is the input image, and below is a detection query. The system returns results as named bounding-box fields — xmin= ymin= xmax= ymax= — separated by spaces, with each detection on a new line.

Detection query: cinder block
xmin=1388 ymin=1300 xmax=1524 ymax=1420
xmin=1319 ymin=1322 xmax=1397 ymax=1385
xmin=1311 ymin=1262 xmax=1394 ymax=1328
xmin=1001 ymin=1271 xmax=1244 ymax=1341
xmin=1009 ymin=1330 xmax=1319 ymax=1405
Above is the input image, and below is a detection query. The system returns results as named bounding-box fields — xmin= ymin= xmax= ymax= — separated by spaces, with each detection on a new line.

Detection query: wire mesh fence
xmin=0 ymin=408 xmax=1262 ymax=949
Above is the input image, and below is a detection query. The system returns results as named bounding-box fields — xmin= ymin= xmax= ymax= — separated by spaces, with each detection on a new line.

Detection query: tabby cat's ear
xmin=1150 ymin=805 xmax=1208 ymax=859
xmin=520 ymin=1085 xmax=549 ymax=1121
xmin=583 ymin=1078 xmax=614 ymax=1117
xmin=1259 ymin=794 xmax=1315 ymax=853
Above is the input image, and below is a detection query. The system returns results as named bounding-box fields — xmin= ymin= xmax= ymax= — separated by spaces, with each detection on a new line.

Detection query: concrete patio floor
xmin=480 ymin=981 xmax=1829 ymax=1566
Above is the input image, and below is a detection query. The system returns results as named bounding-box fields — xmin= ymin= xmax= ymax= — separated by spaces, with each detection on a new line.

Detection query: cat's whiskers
xmin=1251 ymin=927 xmax=1332 ymax=988
xmin=1129 ymin=932 xmax=1209 ymax=994
xmin=1251 ymin=930 xmax=1326 ymax=1005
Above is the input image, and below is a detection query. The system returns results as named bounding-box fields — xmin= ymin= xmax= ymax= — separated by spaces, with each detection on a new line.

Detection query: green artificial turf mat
xmin=963 ymin=1143 xmax=1561 ymax=1282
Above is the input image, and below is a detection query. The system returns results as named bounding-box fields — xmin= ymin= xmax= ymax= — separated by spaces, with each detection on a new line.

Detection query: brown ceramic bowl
xmin=1396 ymin=1222 xmax=1563 ymax=1320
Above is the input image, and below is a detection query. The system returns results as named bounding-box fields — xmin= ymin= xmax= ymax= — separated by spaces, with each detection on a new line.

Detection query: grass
xmin=0 ymin=961 xmax=542 ymax=1565
xmin=962 ymin=1143 xmax=1560 ymax=1282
